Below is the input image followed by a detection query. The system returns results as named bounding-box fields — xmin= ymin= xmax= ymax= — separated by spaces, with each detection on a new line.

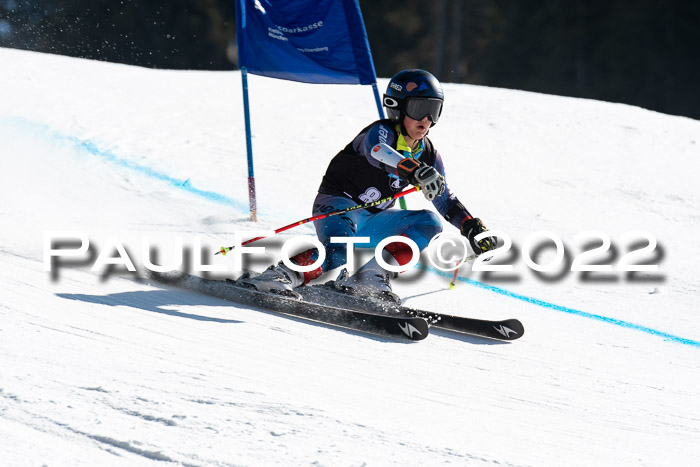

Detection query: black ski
xmin=398 ymin=309 xmax=524 ymax=341
xmin=146 ymin=272 xmax=429 ymax=341
xmin=297 ymin=283 xmax=524 ymax=341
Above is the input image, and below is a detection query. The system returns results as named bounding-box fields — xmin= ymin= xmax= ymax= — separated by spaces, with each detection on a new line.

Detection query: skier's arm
xmin=353 ymin=123 xmax=400 ymax=174
xmin=396 ymin=157 xmax=445 ymax=201
xmin=431 ymin=150 xmax=471 ymax=228
xmin=431 ymin=151 xmax=496 ymax=254
xmin=368 ymin=142 xmax=446 ymax=201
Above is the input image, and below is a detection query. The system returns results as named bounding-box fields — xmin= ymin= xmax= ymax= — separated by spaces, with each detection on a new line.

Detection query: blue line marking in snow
xmin=7 ymin=117 xmax=696 ymax=347
xmin=4 ymin=117 xmax=247 ymax=211
xmin=73 ymin=138 xmax=246 ymax=209
xmin=418 ymin=264 xmax=700 ymax=348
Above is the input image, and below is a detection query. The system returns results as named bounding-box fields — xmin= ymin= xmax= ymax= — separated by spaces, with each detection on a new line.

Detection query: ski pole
xmin=216 ymin=186 xmax=420 ymax=255
xmin=449 ymin=267 xmax=460 ymax=289
xmin=448 ymin=252 xmax=483 ymax=289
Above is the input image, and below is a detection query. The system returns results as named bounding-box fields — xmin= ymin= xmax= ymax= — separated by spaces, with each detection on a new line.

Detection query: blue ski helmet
xmin=383 ymin=69 xmax=444 ymax=127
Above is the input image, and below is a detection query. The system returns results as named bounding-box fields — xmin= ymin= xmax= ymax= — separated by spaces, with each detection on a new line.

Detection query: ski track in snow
xmin=1 ymin=47 xmax=700 ymax=466
xmin=5 ymin=113 xmax=698 ymax=349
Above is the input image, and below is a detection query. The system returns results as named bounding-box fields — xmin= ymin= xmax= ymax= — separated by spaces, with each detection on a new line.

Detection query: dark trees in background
xmin=0 ymin=0 xmax=236 ymax=68
xmin=1 ymin=0 xmax=698 ymax=119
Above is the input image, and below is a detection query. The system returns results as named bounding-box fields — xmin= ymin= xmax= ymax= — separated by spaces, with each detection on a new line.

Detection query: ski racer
xmin=239 ymin=69 xmax=495 ymax=302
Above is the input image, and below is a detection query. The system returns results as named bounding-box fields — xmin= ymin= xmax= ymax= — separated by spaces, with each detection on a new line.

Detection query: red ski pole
xmin=448 ymin=252 xmax=487 ymax=289
xmin=216 ymin=186 xmax=420 ymax=255
xmin=449 ymin=267 xmax=460 ymax=289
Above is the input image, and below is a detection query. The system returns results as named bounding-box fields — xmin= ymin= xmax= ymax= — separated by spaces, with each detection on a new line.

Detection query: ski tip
xmin=508 ymin=319 xmax=525 ymax=338
xmin=397 ymin=318 xmax=430 ymax=341
xmin=493 ymin=319 xmax=525 ymax=340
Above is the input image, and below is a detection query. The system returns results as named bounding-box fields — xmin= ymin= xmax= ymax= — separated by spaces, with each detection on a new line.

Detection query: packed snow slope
xmin=2 ymin=47 xmax=700 ymax=466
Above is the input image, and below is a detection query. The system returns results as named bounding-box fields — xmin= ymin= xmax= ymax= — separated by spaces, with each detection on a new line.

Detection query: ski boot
xmin=333 ymin=258 xmax=401 ymax=305
xmin=236 ymin=262 xmax=304 ymax=299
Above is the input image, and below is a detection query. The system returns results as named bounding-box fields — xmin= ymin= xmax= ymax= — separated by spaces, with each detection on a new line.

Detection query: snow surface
xmin=2 ymin=47 xmax=700 ymax=466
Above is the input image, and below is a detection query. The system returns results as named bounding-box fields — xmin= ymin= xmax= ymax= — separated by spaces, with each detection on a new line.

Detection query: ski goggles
xmin=404 ymin=97 xmax=443 ymax=123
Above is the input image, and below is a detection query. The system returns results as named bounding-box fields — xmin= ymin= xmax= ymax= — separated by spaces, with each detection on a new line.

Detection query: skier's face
xmin=403 ymin=115 xmax=431 ymax=142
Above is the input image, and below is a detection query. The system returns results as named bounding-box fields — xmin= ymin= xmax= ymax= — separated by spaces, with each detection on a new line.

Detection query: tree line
xmin=1 ymin=0 xmax=698 ymax=119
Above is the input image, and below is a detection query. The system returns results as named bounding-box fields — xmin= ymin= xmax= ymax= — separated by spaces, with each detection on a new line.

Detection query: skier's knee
xmin=417 ymin=210 xmax=443 ymax=236
xmin=401 ymin=210 xmax=443 ymax=250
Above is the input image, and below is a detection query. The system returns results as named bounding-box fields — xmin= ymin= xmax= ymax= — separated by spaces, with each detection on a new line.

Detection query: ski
xmin=398 ymin=309 xmax=524 ymax=341
xmin=145 ymin=272 xmax=429 ymax=341
xmin=297 ymin=283 xmax=524 ymax=341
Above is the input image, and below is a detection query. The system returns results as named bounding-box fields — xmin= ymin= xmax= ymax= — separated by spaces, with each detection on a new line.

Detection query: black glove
xmin=396 ymin=158 xmax=445 ymax=201
xmin=461 ymin=217 xmax=496 ymax=255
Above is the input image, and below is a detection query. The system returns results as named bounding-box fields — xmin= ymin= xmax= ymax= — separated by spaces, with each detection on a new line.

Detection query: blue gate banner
xmin=236 ymin=0 xmax=378 ymax=85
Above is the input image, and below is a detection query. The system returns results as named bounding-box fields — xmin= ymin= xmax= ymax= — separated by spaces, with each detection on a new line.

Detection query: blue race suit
xmin=307 ymin=119 xmax=474 ymax=273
